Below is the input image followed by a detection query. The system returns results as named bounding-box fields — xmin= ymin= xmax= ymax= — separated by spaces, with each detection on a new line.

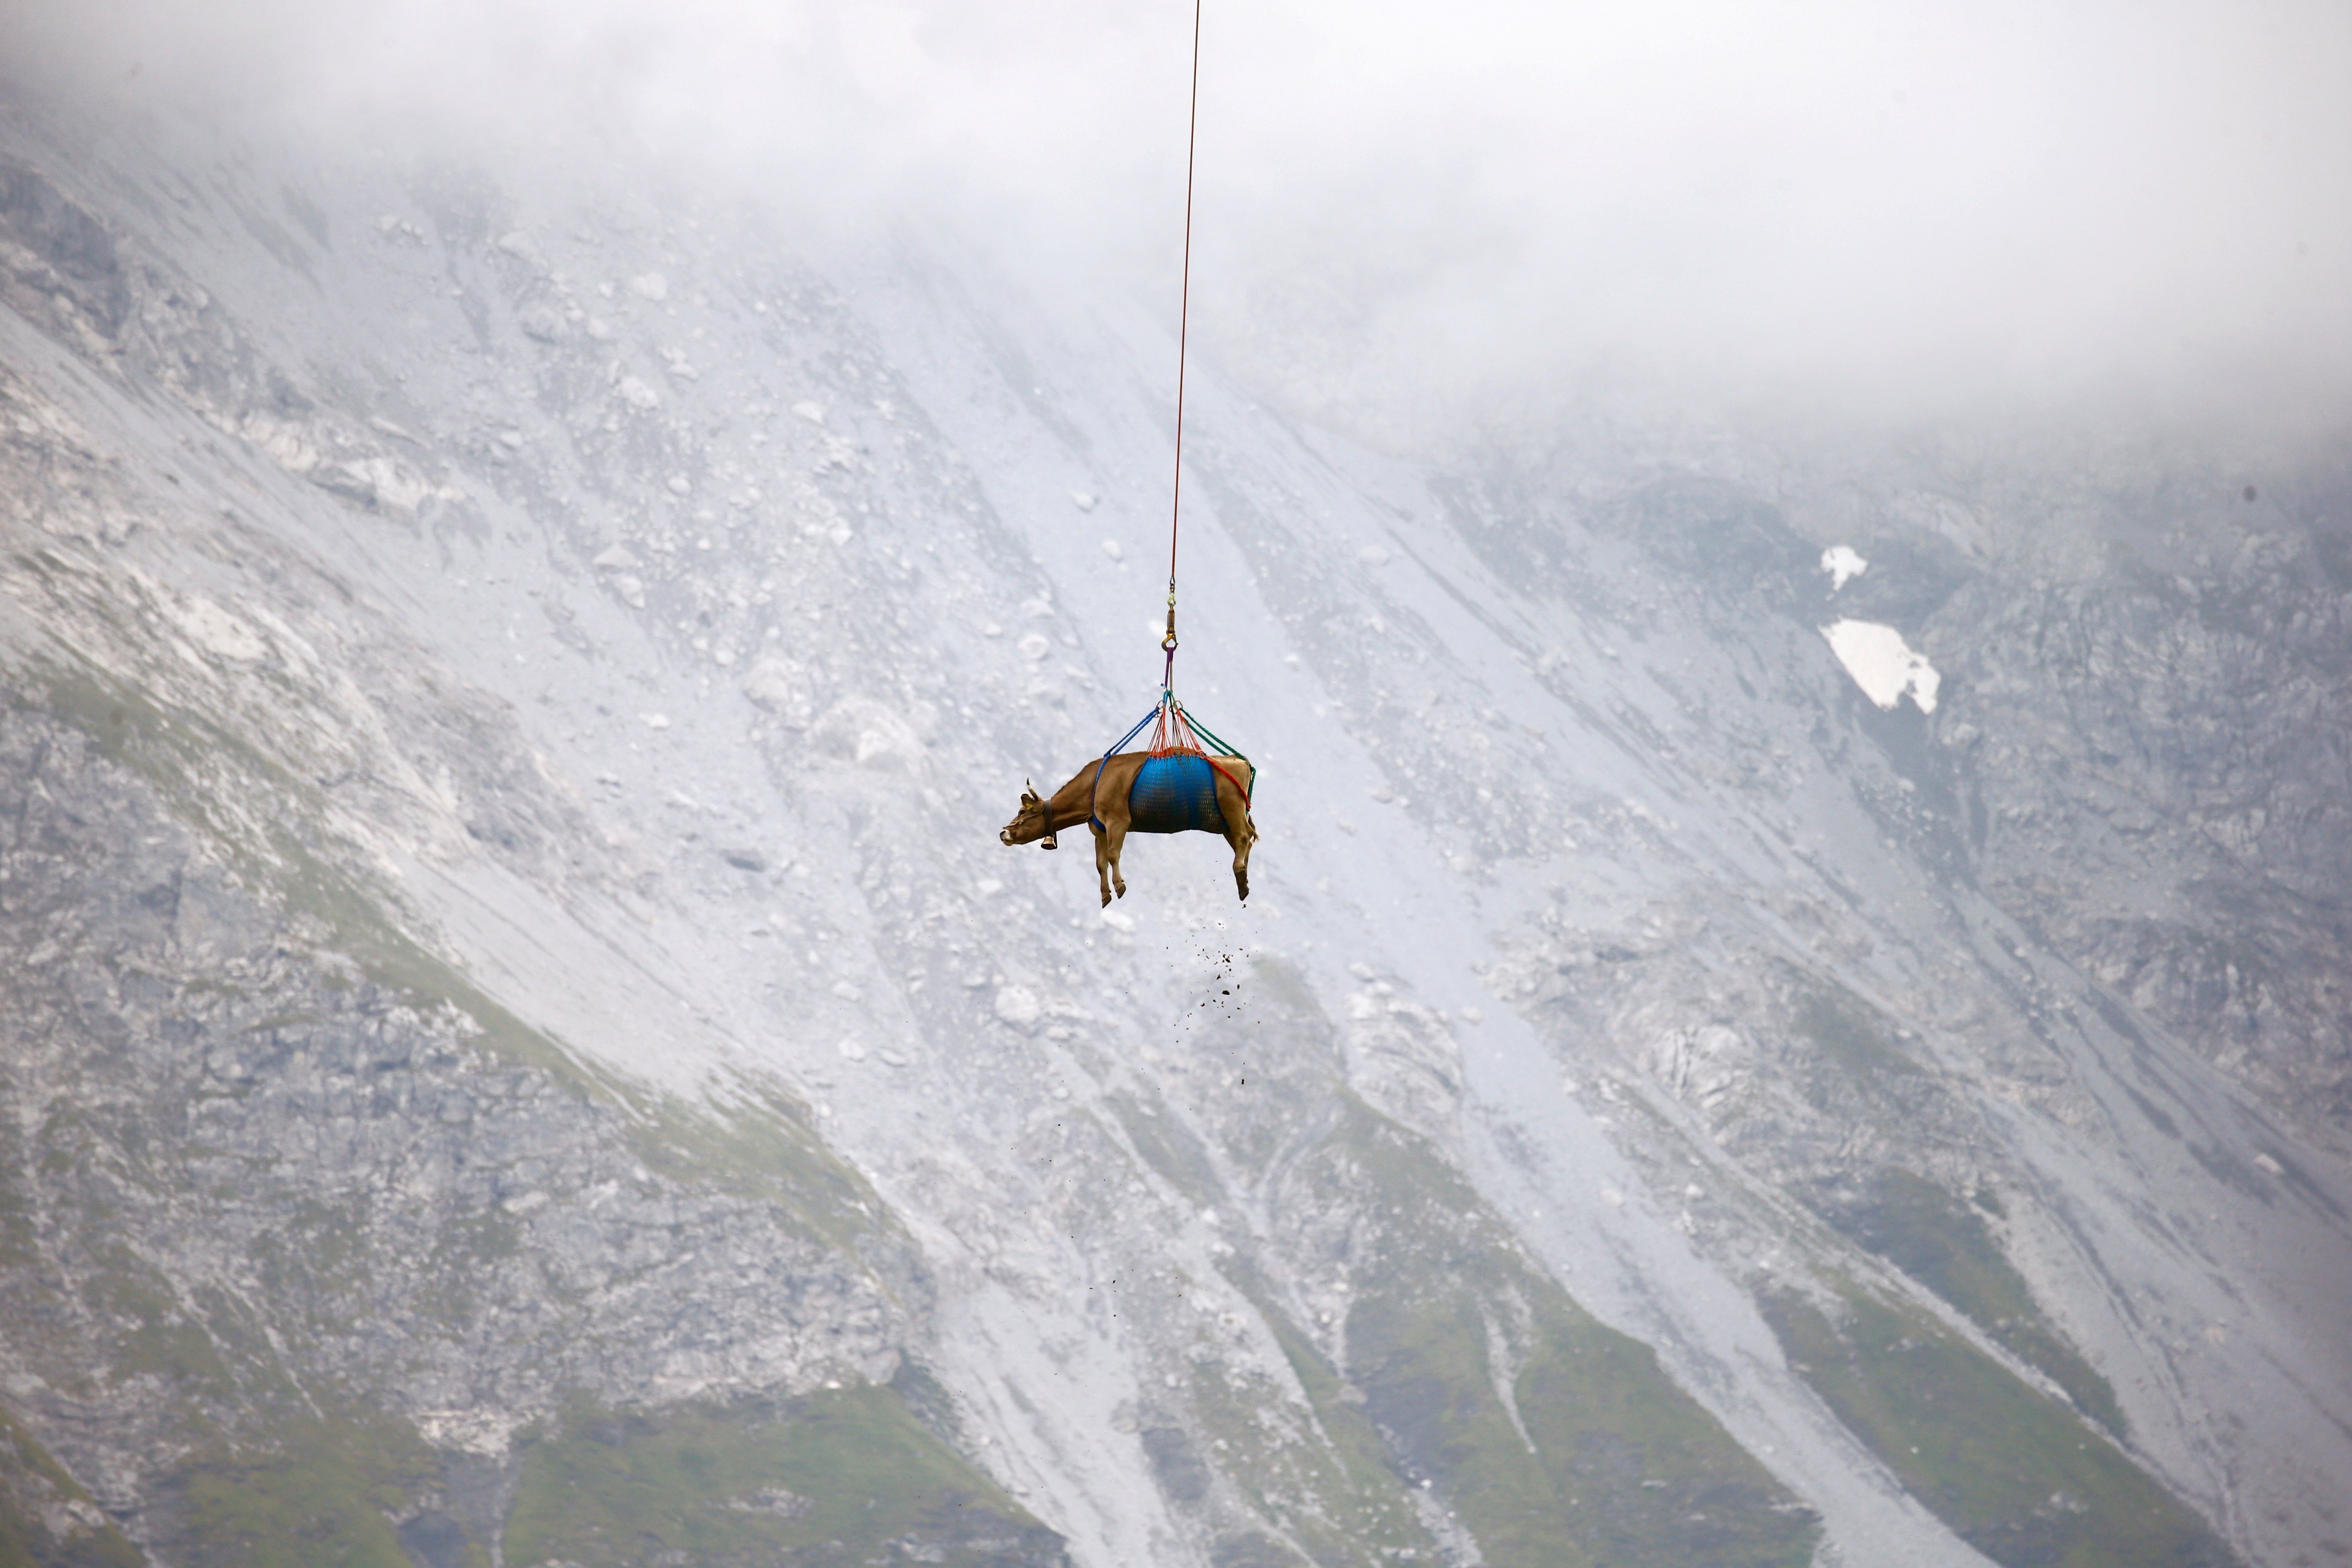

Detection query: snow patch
xmin=1821 ymin=544 xmax=1868 ymax=591
xmin=1821 ymin=619 xmax=1940 ymax=713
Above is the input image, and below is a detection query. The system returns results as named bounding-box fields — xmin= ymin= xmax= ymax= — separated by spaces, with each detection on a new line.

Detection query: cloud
xmin=9 ymin=0 xmax=2352 ymax=436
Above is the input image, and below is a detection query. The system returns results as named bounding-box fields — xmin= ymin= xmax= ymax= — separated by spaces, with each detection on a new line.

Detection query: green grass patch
xmin=1176 ymin=968 xmax=1818 ymax=1568
xmin=1347 ymin=1290 xmax=1588 ymax=1568
xmin=1181 ymin=1284 xmax=1436 ymax=1568
xmin=1317 ymin=1101 xmax=1816 ymax=1568
xmin=0 ymin=1161 xmax=38 ymax=1273
xmin=0 ymin=1408 xmax=147 ymax=1568
xmin=1830 ymin=1170 xmax=2123 ymax=1435
xmin=1240 ymin=1286 xmax=1437 ymax=1566
xmin=1516 ymin=1314 xmax=1817 ymax=1568
xmin=80 ymin=1250 xmax=235 ymax=1401
xmin=160 ymin=1411 xmax=465 ymax=1568
xmin=501 ymin=1388 xmax=1062 ymax=1568
xmin=1762 ymin=1285 xmax=2237 ymax=1568
xmin=1787 ymin=980 xmax=1921 ymax=1098
xmin=1346 ymin=1284 xmax=1816 ymax=1568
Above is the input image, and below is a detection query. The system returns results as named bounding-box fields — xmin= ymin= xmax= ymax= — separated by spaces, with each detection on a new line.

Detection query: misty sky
xmin=11 ymin=0 xmax=2352 ymax=434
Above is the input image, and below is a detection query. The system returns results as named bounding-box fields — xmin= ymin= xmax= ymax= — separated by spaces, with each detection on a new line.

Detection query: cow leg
xmin=1211 ymin=770 xmax=1255 ymax=902
xmin=1094 ymin=789 xmax=1132 ymax=902
xmin=1092 ymin=823 xmax=1114 ymax=907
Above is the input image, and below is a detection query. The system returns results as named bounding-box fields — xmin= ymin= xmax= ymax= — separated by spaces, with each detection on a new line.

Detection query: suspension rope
xmin=1160 ymin=0 xmax=1203 ymax=694
xmin=1074 ymin=5 xmax=1259 ymax=842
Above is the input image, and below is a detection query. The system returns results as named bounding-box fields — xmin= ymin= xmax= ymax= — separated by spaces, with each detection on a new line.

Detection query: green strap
xmin=1185 ymin=714 xmax=1244 ymax=761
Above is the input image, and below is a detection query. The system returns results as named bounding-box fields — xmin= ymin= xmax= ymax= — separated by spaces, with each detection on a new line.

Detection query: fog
xmin=12 ymin=0 xmax=2352 ymax=440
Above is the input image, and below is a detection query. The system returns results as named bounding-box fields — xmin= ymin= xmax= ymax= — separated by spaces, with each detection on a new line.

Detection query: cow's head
xmin=999 ymin=781 xmax=1058 ymax=850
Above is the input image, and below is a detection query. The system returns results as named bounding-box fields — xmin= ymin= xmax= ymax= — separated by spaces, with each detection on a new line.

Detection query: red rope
xmin=1161 ymin=0 xmax=1202 ymax=686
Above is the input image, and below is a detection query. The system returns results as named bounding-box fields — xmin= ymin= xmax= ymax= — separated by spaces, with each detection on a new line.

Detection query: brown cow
xmin=1000 ymin=752 xmax=1256 ymax=906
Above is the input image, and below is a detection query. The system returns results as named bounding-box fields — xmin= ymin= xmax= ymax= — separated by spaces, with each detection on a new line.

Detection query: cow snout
xmin=999 ymin=827 xmax=1015 ymax=845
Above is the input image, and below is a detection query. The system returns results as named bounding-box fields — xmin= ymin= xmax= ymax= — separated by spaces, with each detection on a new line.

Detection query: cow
xmin=1000 ymin=751 xmax=1256 ymax=906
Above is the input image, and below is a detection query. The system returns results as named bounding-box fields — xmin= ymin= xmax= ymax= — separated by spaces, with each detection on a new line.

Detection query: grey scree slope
xmin=0 ymin=89 xmax=2347 ymax=1568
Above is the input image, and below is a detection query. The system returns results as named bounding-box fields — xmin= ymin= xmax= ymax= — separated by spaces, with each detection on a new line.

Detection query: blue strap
xmin=1089 ymin=702 xmax=1166 ymax=832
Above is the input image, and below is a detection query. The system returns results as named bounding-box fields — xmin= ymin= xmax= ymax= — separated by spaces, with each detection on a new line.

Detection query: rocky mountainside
xmin=1 ymin=78 xmax=2348 ymax=1568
